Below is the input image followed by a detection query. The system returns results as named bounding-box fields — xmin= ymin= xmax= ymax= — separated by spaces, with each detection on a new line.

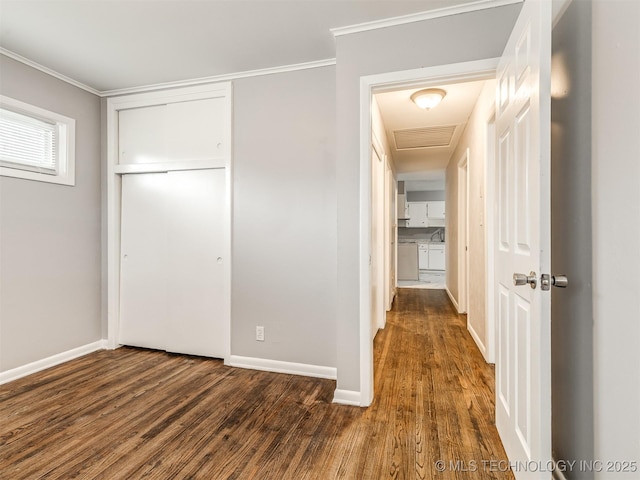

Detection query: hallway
xmin=358 ymin=288 xmax=513 ymax=479
xmin=0 ymin=290 xmax=512 ymax=479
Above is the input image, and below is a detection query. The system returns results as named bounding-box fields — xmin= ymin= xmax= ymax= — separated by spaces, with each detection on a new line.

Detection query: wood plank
xmin=0 ymin=289 xmax=513 ymax=479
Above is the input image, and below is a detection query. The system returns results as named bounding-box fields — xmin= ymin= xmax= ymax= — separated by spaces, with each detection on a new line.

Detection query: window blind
xmin=0 ymin=107 xmax=58 ymax=174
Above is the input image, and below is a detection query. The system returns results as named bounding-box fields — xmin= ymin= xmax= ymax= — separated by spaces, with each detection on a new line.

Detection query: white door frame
xmin=358 ymin=58 xmax=499 ymax=406
xmin=457 ymin=149 xmax=470 ymax=314
xmin=485 ymin=112 xmax=497 ymax=363
xmin=105 ymin=83 xmax=232 ymax=362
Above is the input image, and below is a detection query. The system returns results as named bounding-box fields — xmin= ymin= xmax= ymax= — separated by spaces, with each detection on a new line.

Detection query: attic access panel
xmin=393 ymin=125 xmax=457 ymax=149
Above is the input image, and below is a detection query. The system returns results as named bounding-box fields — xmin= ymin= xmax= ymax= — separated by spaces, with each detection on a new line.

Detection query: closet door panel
xmin=165 ymin=169 xmax=226 ymax=357
xmin=166 ymin=98 xmax=227 ymax=166
xmin=118 ymin=106 xmax=167 ymax=165
xmin=119 ymin=173 xmax=168 ymax=348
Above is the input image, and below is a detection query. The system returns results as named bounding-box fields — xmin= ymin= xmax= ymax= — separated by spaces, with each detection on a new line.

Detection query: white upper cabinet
xmin=426 ymin=201 xmax=445 ymax=219
xmin=407 ymin=202 xmax=427 ymax=227
xmin=406 ymin=200 xmax=445 ymax=227
xmin=118 ymin=97 xmax=227 ymax=167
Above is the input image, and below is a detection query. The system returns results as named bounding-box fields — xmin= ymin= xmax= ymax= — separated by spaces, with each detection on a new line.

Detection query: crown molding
xmin=330 ymin=0 xmax=523 ymax=37
xmin=1 ymin=48 xmax=335 ymax=98
xmin=0 ymin=48 xmax=101 ymax=96
xmin=100 ymin=58 xmax=336 ymax=97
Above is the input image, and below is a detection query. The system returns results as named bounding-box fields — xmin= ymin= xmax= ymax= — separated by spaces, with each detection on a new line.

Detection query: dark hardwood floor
xmin=0 ymin=289 xmax=512 ymax=479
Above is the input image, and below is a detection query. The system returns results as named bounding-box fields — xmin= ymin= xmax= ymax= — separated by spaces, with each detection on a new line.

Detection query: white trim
xmin=359 ymin=76 xmax=374 ymax=408
xmin=1 ymin=48 xmax=334 ymax=98
xmin=101 ymin=58 xmax=337 ymax=97
xmin=331 ymin=0 xmax=523 ymax=37
xmin=106 ymin=83 xmax=233 ymax=365
xmin=0 ymin=340 xmax=106 ymax=385
xmin=485 ymin=111 xmax=497 ymax=364
xmin=358 ymin=58 xmax=499 ymax=409
xmin=457 ymin=149 xmax=470 ymax=315
xmin=0 ymin=48 xmax=101 ymax=96
xmin=446 ymin=285 xmax=460 ymax=312
xmin=467 ymin=321 xmax=489 ymax=362
xmin=0 ymin=94 xmax=76 ymax=186
xmin=228 ymin=355 xmax=337 ymax=380
xmin=332 ymin=389 xmax=362 ymax=406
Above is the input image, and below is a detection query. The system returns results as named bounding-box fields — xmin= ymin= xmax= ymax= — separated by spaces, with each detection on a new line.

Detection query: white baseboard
xmin=0 ymin=340 xmax=107 ymax=385
xmin=467 ymin=321 xmax=489 ymax=362
xmin=227 ymin=355 xmax=337 ymax=380
xmin=333 ymin=389 xmax=362 ymax=406
xmin=445 ymin=286 xmax=460 ymax=312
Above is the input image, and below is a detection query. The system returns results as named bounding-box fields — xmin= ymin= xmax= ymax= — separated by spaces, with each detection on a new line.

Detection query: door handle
xmin=513 ymin=271 xmax=537 ymax=289
xmin=540 ymin=273 xmax=568 ymax=291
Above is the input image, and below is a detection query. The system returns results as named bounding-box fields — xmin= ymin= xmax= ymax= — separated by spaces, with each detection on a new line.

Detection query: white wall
xmin=592 ymin=0 xmax=640 ymax=474
xmin=446 ymin=79 xmax=495 ymax=357
xmin=334 ymin=3 xmax=522 ymax=393
xmin=231 ymin=66 xmax=337 ymax=368
xmin=0 ymin=54 xmax=103 ymax=371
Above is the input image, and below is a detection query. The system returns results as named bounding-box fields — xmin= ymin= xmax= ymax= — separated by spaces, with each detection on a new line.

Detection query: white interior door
xmin=119 ymin=169 xmax=226 ymax=358
xmin=494 ymin=0 xmax=552 ymax=476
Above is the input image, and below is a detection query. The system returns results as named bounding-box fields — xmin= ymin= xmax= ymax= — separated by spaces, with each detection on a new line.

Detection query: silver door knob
xmin=513 ymin=271 xmax=537 ymax=289
xmin=540 ymin=273 xmax=568 ymax=291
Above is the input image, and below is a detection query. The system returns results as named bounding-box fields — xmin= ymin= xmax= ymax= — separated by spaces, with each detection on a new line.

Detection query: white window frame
xmin=0 ymin=95 xmax=75 ymax=186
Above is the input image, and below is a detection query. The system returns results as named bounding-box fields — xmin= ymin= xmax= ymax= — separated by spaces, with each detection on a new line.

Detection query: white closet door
xmin=118 ymin=98 xmax=227 ymax=167
xmin=165 ymin=169 xmax=226 ymax=357
xmin=166 ymin=99 xmax=227 ymax=164
xmin=119 ymin=173 xmax=169 ymax=349
xmin=119 ymin=169 xmax=226 ymax=358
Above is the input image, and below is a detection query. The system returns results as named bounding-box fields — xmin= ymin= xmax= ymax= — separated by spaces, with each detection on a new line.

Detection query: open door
xmin=494 ymin=0 xmax=552 ymax=476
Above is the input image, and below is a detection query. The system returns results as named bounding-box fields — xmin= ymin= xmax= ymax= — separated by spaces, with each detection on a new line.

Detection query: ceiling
xmin=0 ymin=0 xmax=484 ymax=93
xmin=375 ymin=79 xmax=487 ymax=189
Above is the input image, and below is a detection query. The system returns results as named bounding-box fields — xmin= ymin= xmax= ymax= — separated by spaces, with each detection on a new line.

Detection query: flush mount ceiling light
xmin=410 ymin=88 xmax=447 ymax=110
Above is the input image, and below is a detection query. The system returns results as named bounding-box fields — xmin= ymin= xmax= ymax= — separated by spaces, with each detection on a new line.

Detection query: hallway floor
xmin=0 ymin=290 xmax=512 ymax=479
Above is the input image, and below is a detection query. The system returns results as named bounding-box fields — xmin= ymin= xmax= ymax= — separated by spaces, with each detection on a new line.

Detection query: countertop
xmin=398 ymin=239 xmax=445 ymax=245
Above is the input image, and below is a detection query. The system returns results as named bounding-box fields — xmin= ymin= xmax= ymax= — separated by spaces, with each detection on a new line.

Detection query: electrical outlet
xmin=256 ymin=326 xmax=265 ymax=342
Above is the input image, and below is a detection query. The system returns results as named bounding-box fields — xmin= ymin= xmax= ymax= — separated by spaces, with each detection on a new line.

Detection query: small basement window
xmin=0 ymin=95 xmax=75 ymax=186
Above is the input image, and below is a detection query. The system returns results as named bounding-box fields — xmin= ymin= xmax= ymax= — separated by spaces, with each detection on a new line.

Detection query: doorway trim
xmin=105 ymin=83 xmax=232 ymax=362
xmin=358 ymin=58 xmax=499 ymax=406
xmin=457 ymin=149 xmax=470 ymax=314
xmin=485 ymin=112 xmax=497 ymax=363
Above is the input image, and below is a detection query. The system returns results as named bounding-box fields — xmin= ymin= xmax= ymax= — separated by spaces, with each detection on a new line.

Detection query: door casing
xmin=357 ymin=58 xmax=500 ymax=407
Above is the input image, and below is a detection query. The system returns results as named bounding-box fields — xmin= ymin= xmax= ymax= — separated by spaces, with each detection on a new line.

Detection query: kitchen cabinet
xmin=418 ymin=244 xmax=429 ymax=269
xmin=406 ymin=201 xmax=445 ymax=227
xmin=426 ymin=201 xmax=445 ymax=219
xmin=416 ymin=243 xmax=445 ymax=271
xmin=428 ymin=244 xmax=446 ymax=270
xmin=398 ymin=243 xmax=419 ymax=280
xmin=407 ymin=202 xmax=427 ymax=227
